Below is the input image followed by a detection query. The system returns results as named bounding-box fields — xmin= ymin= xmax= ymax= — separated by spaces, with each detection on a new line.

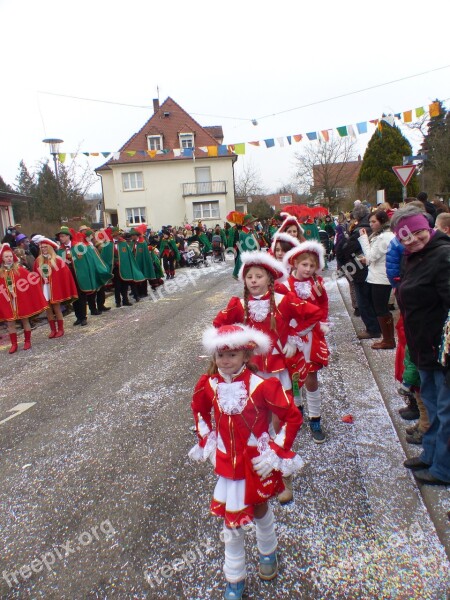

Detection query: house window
xmin=179 ymin=133 xmax=194 ymax=148
xmin=279 ymin=195 xmax=292 ymax=204
xmin=193 ymin=201 xmax=219 ymax=220
xmin=122 ymin=172 xmax=143 ymax=191
xmin=126 ymin=207 xmax=146 ymax=224
xmin=147 ymin=135 xmax=162 ymax=151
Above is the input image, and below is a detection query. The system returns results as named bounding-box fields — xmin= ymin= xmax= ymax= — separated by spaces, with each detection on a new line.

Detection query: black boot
xmin=399 ymin=393 xmax=420 ymax=420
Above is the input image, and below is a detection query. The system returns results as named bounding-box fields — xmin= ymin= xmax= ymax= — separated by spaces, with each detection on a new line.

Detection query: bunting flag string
xmin=59 ymin=99 xmax=442 ymax=163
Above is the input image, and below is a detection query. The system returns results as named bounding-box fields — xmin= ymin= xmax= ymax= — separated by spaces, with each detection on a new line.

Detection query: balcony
xmin=182 ymin=180 xmax=227 ymax=196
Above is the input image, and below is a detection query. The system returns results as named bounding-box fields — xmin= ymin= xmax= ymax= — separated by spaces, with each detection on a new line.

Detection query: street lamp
xmin=43 ymin=138 xmax=64 ymax=222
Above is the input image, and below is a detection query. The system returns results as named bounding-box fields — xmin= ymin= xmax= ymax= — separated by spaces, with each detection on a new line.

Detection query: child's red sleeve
xmin=262 ymin=377 xmax=302 ymax=453
xmin=283 ymin=291 xmax=321 ymax=332
xmin=213 ymin=296 xmax=244 ymax=327
xmin=191 ymin=374 xmax=214 ymax=445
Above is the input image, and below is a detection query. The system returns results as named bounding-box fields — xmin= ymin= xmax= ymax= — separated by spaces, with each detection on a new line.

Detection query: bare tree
xmin=293 ymin=135 xmax=358 ymax=212
xmin=234 ymin=160 xmax=266 ymax=199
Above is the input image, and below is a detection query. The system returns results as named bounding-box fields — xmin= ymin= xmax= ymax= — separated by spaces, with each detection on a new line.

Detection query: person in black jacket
xmin=416 ymin=191 xmax=437 ymax=226
xmin=393 ymin=206 xmax=450 ymax=485
xmin=335 ymin=203 xmax=381 ymax=339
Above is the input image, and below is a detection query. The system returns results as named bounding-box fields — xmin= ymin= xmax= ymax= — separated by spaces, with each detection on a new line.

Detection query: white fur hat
xmin=38 ymin=237 xmax=59 ymax=249
xmin=238 ymin=251 xmax=288 ymax=283
xmin=283 ymin=240 xmax=326 ymax=271
xmin=278 ymin=213 xmax=304 ymax=235
xmin=202 ymin=324 xmax=271 ymax=355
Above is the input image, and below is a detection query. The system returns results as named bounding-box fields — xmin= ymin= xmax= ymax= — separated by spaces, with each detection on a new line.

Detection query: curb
xmin=336 ymin=276 xmax=450 ymax=560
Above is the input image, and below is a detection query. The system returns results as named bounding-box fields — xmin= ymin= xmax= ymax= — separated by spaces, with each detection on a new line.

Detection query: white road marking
xmin=0 ymin=402 xmax=36 ymax=425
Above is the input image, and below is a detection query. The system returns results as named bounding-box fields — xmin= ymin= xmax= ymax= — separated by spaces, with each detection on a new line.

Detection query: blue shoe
xmin=309 ymin=418 xmax=326 ymax=444
xmin=259 ymin=551 xmax=278 ymax=580
xmin=224 ymin=580 xmax=245 ymax=599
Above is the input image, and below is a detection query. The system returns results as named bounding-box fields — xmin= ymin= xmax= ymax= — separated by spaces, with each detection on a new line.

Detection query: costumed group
xmin=0 ymin=224 xmax=167 ymax=353
xmin=188 ymin=211 xmax=334 ymax=599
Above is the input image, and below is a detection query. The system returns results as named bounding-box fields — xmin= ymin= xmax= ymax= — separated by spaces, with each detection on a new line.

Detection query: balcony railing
xmin=182 ymin=180 xmax=227 ymax=196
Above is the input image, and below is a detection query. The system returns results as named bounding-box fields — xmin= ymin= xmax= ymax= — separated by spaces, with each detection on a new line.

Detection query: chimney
xmin=153 ymin=98 xmax=160 ymax=113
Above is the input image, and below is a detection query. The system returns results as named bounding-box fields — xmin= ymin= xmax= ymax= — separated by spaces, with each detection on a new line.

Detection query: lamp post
xmin=42 ymin=138 xmax=64 ymax=222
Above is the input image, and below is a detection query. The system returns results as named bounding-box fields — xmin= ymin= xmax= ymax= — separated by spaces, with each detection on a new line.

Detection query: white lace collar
xmin=217 ymin=364 xmax=246 ymax=383
xmin=248 ymin=299 xmax=270 ymax=322
xmin=216 ymin=379 xmax=248 ymax=415
xmin=293 ymin=279 xmax=312 ymax=299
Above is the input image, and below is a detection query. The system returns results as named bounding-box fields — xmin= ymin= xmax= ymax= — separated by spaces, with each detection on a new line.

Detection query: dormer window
xmin=179 ymin=132 xmax=194 ymax=149
xmin=147 ymin=135 xmax=163 ymax=151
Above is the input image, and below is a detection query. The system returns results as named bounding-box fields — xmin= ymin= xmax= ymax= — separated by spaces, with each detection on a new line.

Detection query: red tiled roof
xmin=96 ymin=97 xmax=233 ymax=172
xmin=312 ymin=160 xmax=362 ymax=188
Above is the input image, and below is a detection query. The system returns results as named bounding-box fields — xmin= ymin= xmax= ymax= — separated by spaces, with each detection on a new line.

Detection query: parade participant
xmin=189 ymin=324 xmax=303 ymax=599
xmin=268 ymin=215 xmax=282 ymax=244
xmin=214 ymin=251 xmax=321 ymax=403
xmin=0 ymin=244 xmax=48 ymax=353
xmin=100 ymin=227 xmax=145 ymax=307
xmin=276 ymin=213 xmax=305 ymax=243
xmin=57 ymin=226 xmax=112 ymax=325
xmin=159 ymin=228 xmax=181 ymax=279
xmin=299 ymin=214 xmax=321 ymax=242
xmin=223 ymin=222 xmax=236 ymax=249
xmin=34 ymin=238 xmax=78 ymax=338
xmin=269 ymin=232 xmax=300 ymax=263
xmin=232 ymin=214 xmax=260 ymax=280
xmin=391 ymin=207 xmax=450 ymax=485
xmin=129 ymin=227 xmax=157 ymax=295
xmin=282 ymin=242 xmax=330 ymax=444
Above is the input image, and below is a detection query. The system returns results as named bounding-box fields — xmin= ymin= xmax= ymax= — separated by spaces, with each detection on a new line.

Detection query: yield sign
xmin=392 ymin=165 xmax=417 ymax=186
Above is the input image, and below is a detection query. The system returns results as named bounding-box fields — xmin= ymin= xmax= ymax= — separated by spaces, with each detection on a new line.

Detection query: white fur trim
xmin=202 ymin=324 xmax=271 ymax=355
xmin=283 ymin=241 xmax=325 ymax=271
xmin=38 ymin=237 xmax=59 ymax=249
xmin=270 ymin=232 xmax=301 ymax=253
xmin=238 ymin=251 xmax=288 ymax=282
xmin=278 ymin=215 xmax=305 ymax=235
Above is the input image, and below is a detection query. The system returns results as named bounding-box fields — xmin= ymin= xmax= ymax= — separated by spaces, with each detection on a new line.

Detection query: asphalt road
xmin=0 ymin=258 xmax=448 ymax=599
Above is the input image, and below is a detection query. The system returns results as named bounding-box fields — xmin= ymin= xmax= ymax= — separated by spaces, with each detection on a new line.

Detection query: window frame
xmin=126 ymin=207 xmax=147 ymax=224
xmin=179 ymin=132 xmax=194 ymax=149
xmin=192 ymin=201 xmax=220 ymax=220
xmin=279 ymin=195 xmax=293 ymax=205
xmin=122 ymin=171 xmax=144 ymax=191
xmin=147 ymin=135 xmax=163 ymax=151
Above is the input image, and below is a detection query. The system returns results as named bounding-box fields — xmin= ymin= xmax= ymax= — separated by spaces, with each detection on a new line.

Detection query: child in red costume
xmin=213 ymin=251 xmax=320 ymax=393
xmin=281 ymin=241 xmax=330 ymax=443
xmin=0 ymin=244 xmax=48 ymax=353
xmin=34 ymin=238 xmax=78 ymax=339
xmin=276 ymin=212 xmax=306 ymax=243
xmin=269 ymin=231 xmax=300 ymax=265
xmin=189 ymin=324 xmax=303 ymax=600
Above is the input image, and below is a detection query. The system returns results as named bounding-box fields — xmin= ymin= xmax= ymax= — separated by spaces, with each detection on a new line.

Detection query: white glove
xmin=319 ymin=322 xmax=330 ymax=335
xmin=252 ymin=454 xmax=273 ymax=478
xmin=282 ymin=341 xmax=297 ymax=358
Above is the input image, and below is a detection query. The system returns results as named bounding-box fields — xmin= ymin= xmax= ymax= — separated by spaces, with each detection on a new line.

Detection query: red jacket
xmin=191 ymin=367 xmax=302 ymax=480
xmin=0 ymin=265 xmax=48 ymax=320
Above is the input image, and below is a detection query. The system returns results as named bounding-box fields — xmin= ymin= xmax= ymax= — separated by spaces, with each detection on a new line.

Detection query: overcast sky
xmin=1 ymin=0 xmax=449 ymax=196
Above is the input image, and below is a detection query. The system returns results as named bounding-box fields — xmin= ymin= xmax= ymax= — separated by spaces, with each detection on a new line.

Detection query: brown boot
xmin=371 ymin=316 xmax=396 ymax=349
xmin=278 ymin=475 xmax=293 ymax=505
xmin=357 ymin=330 xmax=381 ymax=339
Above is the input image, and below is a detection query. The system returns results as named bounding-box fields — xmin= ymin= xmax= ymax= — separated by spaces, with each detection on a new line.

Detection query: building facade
xmin=96 ymin=97 xmax=237 ymax=230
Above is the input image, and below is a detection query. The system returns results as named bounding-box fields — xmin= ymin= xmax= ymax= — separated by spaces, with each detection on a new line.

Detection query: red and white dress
xmin=189 ymin=366 xmax=302 ymax=527
xmin=277 ymin=274 xmax=329 ymax=371
xmin=34 ymin=256 xmax=78 ymax=304
xmin=0 ymin=265 xmax=48 ymax=321
xmin=213 ymin=291 xmax=321 ymax=386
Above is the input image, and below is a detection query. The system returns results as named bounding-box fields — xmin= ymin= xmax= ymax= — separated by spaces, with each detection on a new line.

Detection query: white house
xmin=96 ymin=97 xmax=237 ymax=230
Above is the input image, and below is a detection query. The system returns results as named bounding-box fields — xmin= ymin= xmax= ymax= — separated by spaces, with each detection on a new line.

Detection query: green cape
xmin=232 ymin=230 xmax=259 ymax=278
xmin=159 ymin=238 xmax=181 ymax=261
xmin=133 ymin=240 xmax=156 ymax=279
xmin=57 ymin=243 xmax=112 ymax=292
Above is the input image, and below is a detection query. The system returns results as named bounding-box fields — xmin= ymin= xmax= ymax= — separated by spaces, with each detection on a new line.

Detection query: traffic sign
xmin=392 ymin=165 xmax=417 ymax=186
